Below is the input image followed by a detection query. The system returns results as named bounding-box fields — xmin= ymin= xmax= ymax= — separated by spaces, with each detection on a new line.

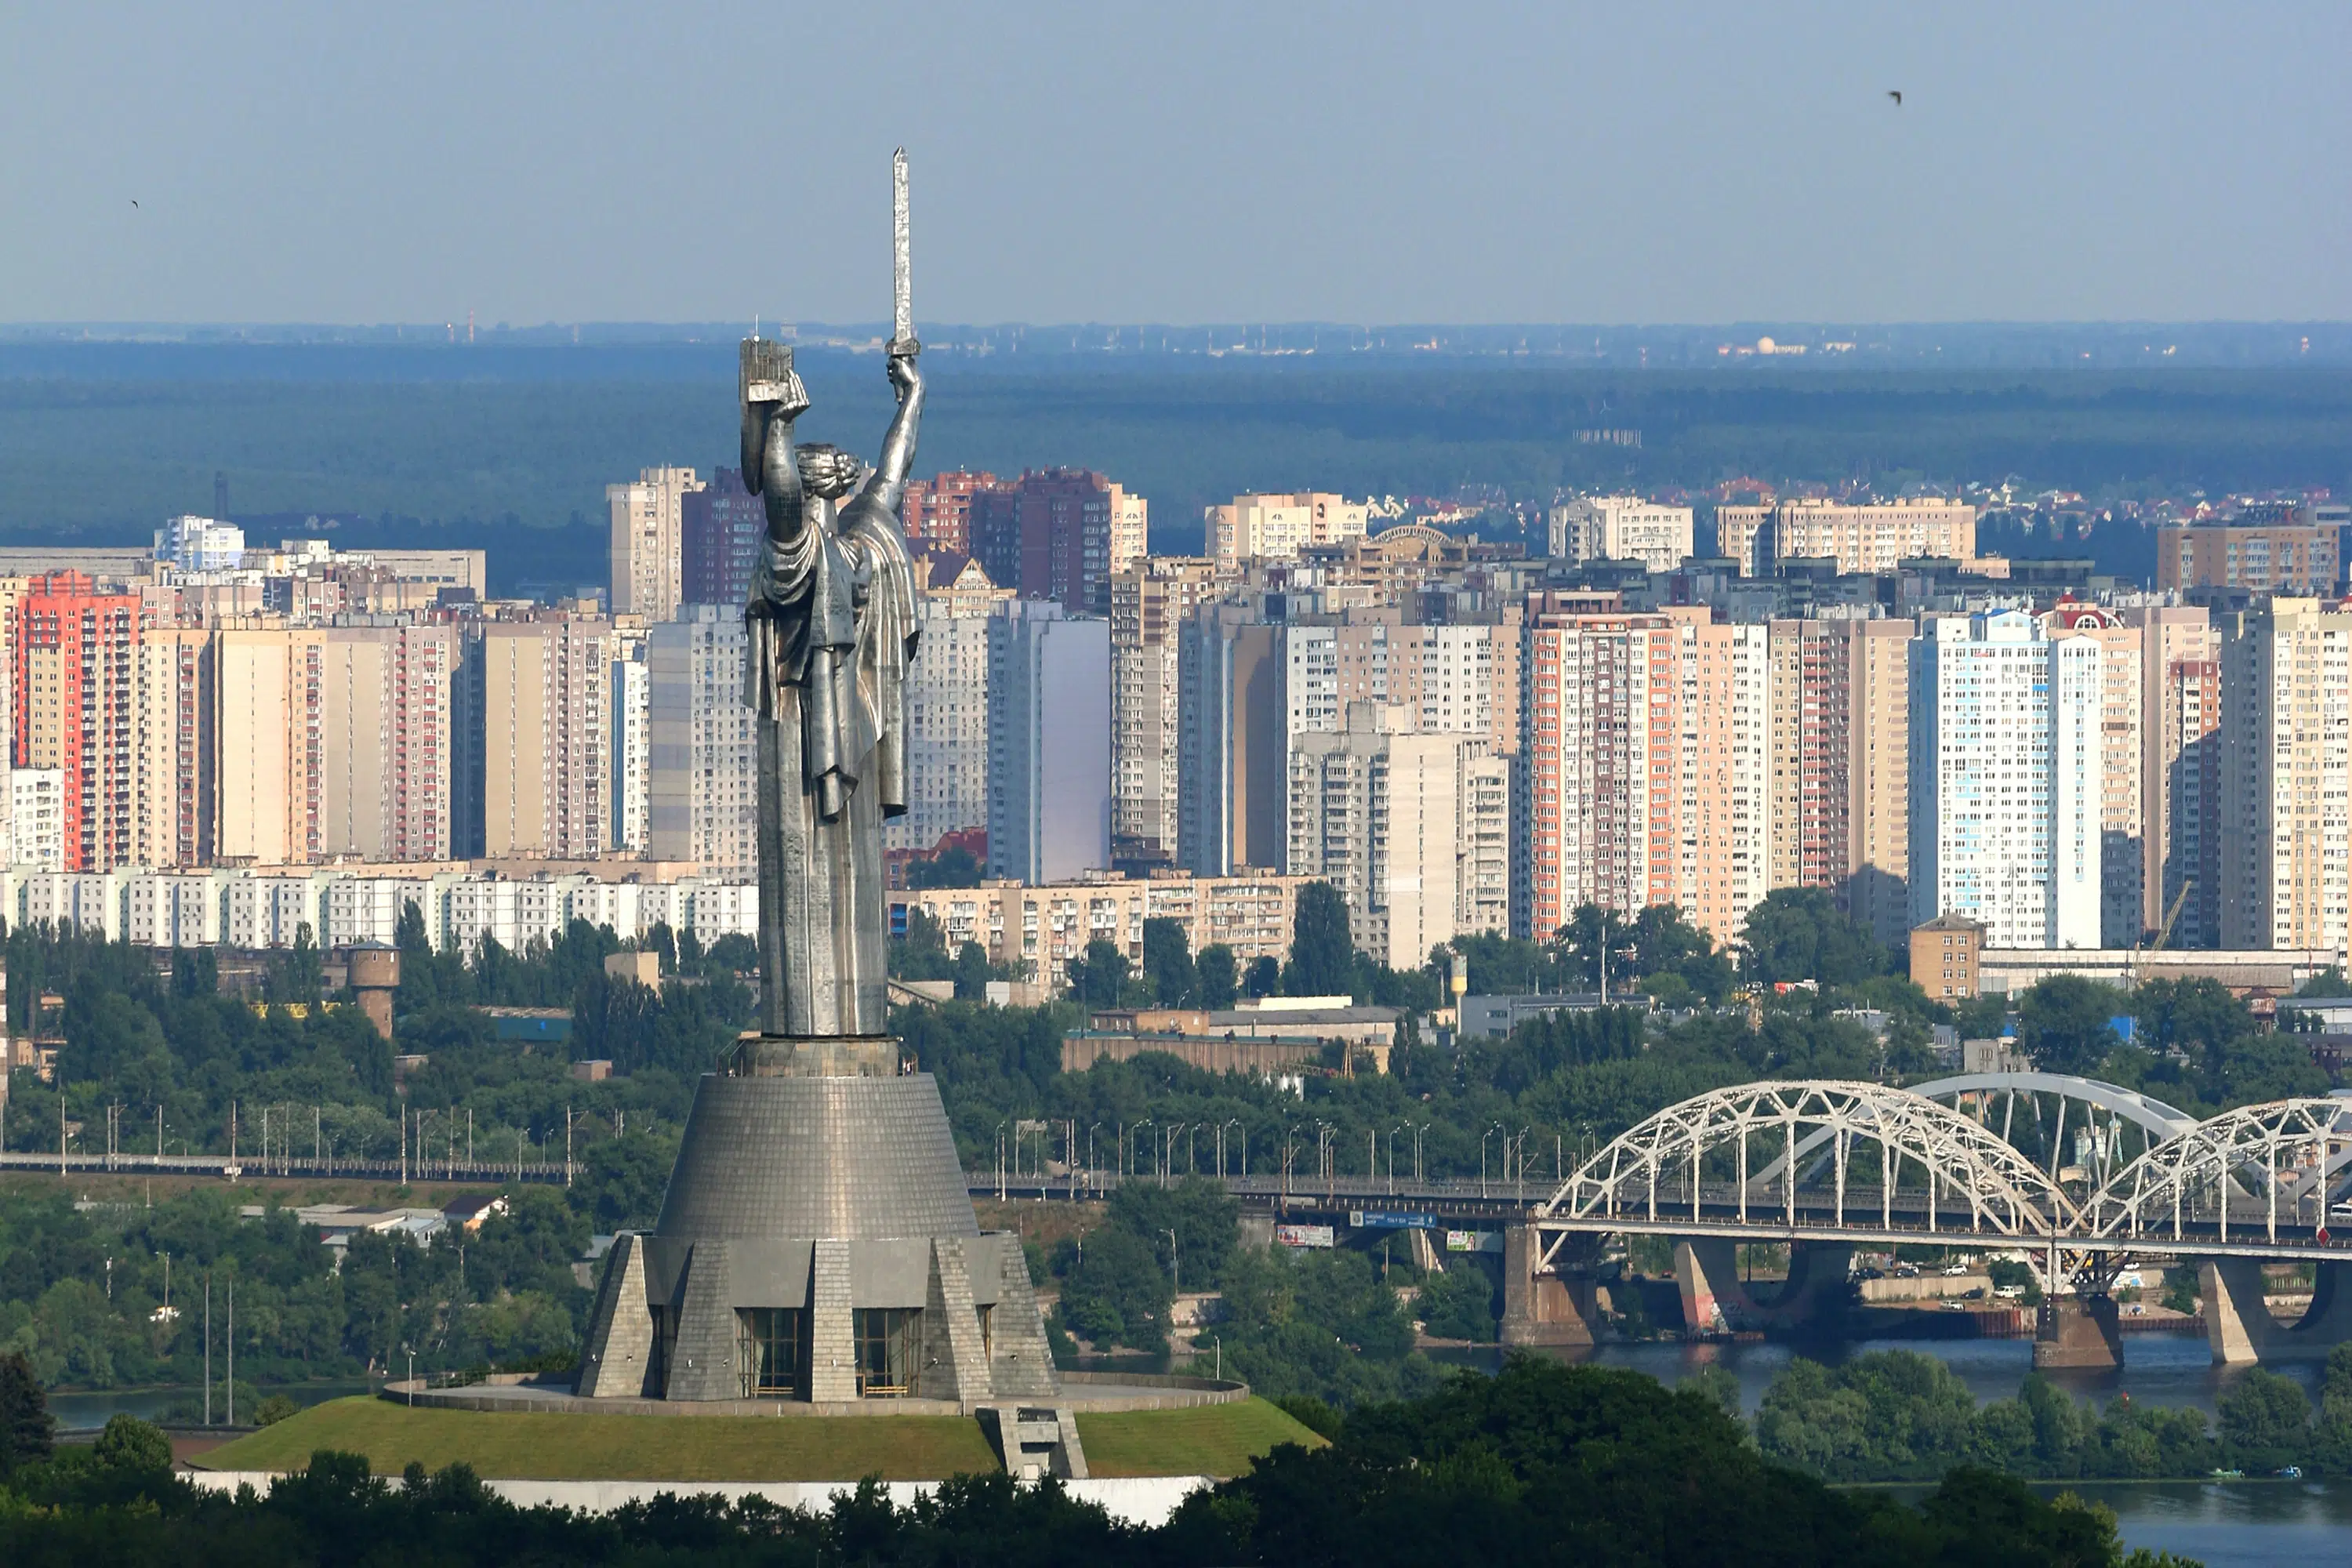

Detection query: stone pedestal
xmin=2032 ymin=1294 xmax=2122 ymax=1370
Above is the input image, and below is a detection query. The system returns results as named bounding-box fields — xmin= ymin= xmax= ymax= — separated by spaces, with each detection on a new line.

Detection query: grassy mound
xmin=1076 ymin=1399 xmax=1323 ymax=1479
xmin=196 ymin=1397 xmax=997 ymax=1481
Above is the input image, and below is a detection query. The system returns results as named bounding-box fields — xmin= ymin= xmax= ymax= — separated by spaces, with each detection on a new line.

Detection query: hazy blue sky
xmin=5 ymin=2 xmax=2347 ymax=325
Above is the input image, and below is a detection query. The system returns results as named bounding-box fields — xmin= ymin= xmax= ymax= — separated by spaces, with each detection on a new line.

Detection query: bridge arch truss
xmin=1537 ymin=1080 xmax=2082 ymax=1243
xmin=2085 ymin=1097 xmax=2352 ymax=1244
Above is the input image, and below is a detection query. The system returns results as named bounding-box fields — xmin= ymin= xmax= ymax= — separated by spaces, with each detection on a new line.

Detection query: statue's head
xmin=796 ymin=444 xmax=867 ymax=500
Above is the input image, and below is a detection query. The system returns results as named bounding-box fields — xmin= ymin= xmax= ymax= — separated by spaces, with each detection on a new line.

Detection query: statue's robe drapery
xmin=743 ymin=485 xmax=919 ymax=1037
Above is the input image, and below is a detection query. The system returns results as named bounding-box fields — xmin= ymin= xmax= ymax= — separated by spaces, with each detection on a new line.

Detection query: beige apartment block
xmin=1548 ymin=495 xmax=1695 ymax=572
xmin=1718 ymin=499 xmax=1977 ymax=577
xmin=481 ymin=615 xmax=615 ymax=860
xmin=1204 ymin=492 xmax=1369 ymax=566
xmin=1110 ymin=557 xmax=1222 ymax=869
xmin=2218 ymin=598 xmax=2352 ymax=964
xmin=2158 ymin=518 xmax=2339 ymax=595
xmin=1676 ymin=618 xmax=1769 ymax=946
xmin=890 ymin=870 xmax=1309 ymax=993
xmin=1287 ymin=702 xmax=1490 ymax=971
xmin=211 ymin=627 xmax=323 ymax=866
xmin=891 ymin=557 xmax=1011 ymax=855
xmin=2128 ymin=606 xmax=2220 ymax=947
xmin=1844 ymin=619 xmax=1915 ymax=946
xmin=317 ymin=626 xmax=457 ymax=863
xmin=608 ymin=466 xmax=704 ymax=620
xmin=132 ymin=629 xmax=210 ymax=868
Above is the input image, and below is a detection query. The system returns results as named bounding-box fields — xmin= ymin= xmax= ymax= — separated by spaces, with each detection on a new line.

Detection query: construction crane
xmin=2125 ymin=879 xmax=2192 ymax=990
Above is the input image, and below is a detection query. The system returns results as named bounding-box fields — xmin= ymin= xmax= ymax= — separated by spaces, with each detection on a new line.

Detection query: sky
xmin=4 ymin=2 xmax=2347 ymax=327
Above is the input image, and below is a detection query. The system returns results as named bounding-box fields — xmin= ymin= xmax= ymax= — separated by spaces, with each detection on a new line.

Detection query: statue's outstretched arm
xmin=866 ymin=352 xmax=924 ymax=514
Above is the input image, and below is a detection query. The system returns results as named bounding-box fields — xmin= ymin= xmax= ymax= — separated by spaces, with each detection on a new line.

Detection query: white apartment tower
xmin=1203 ymin=492 xmax=1369 ymax=566
xmin=1908 ymin=612 xmax=2103 ymax=949
xmin=1548 ymin=495 xmax=1696 ymax=572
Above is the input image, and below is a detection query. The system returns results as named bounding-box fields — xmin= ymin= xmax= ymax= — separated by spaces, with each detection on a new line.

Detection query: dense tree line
xmin=0 ymin=1358 xmax=2197 ymax=1567
xmin=0 ymin=1159 xmax=681 ymax=1391
xmin=1755 ymin=1347 xmax=2352 ymax=1481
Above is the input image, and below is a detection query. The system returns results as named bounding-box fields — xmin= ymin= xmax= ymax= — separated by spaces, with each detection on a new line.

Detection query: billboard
xmin=1445 ymin=1230 xmax=1503 ymax=1254
xmin=1348 ymin=1210 xmax=1442 ymax=1230
xmin=1275 ymin=1223 xmax=1336 ymax=1249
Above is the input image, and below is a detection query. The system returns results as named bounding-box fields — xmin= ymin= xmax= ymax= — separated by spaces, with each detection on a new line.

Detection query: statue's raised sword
xmin=890 ymin=147 xmax=917 ymax=358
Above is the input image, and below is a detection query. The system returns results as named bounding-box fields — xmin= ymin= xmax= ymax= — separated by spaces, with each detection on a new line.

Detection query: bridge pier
xmin=1500 ymin=1225 xmax=1599 ymax=1348
xmin=2032 ymin=1295 xmax=2122 ymax=1370
xmin=2201 ymin=1258 xmax=2352 ymax=1364
xmin=1673 ymin=1238 xmax=1744 ymax=1334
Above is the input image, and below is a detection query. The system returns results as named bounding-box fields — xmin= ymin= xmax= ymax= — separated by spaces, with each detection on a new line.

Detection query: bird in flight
xmin=130 ymin=199 xmax=139 ymax=208
xmin=1887 ymin=90 xmax=1902 ymax=107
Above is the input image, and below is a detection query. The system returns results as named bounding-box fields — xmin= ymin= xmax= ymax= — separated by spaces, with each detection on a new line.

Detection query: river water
xmin=47 ymin=1379 xmax=372 ymax=1433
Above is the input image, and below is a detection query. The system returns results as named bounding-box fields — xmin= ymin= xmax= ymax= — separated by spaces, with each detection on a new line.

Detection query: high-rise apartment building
xmin=1203 ymin=492 xmax=1369 ymax=567
xmin=608 ymin=466 xmax=705 ymax=620
xmin=1843 ymin=619 xmax=1915 ymax=944
xmin=1548 ymin=495 xmax=1696 ymax=572
xmin=2218 ymin=598 xmax=2352 ymax=961
xmin=2128 ymin=606 xmax=2221 ymax=948
xmin=902 ymin=470 xmax=1001 ymax=556
xmin=971 ymin=470 xmax=1148 ymax=616
xmin=15 ymin=574 xmax=144 ymax=872
xmin=1178 ymin=602 xmax=1290 ymax=877
xmin=2157 ymin=503 xmax=2343 ymax=595
xmin=315 ymin=626 xmax=457 ymax=863
xmin=1719 ymin=499 xmax=1977 ymax=577
xmin=1287 ymin=702 xmax=1508 ymax=970
xmin=479 ymin=615 xmax=614 ymax=859
xmin=987 ymin=600 xmax=1110 ymax=883
xmin=1908 ymin=611 xmax=2102 ymax=949
xmin=155 ymin=516 xmax=246 ymax=572
xmin=888 ymin=556 xmax=1010 ymax=855
xmin=648 ymin=606 xmax=757 ymax=877
xmin=610 ymin=633 xmax=652 ymax=854
xmin=209 ymin=627 xmax=321 ymax=866
xmin=1110 ymin=557 xmax=1221 ymax=872
xmin=1518 ymin=604 xmax=1711 ymax=941
xmin=680 ymin=467 xmax=764 ymax=608
xmin=132 ymin=628 xmax=210 ymax=868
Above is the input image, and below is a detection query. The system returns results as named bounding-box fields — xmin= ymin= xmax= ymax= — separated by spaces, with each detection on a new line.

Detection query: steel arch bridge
xmin=1527 ymin=1079 xmax=2352 ymax=1272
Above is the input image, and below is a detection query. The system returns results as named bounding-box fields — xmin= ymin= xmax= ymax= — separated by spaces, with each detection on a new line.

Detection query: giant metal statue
xmin=736 ymin=151 xmax=924 ymax=1046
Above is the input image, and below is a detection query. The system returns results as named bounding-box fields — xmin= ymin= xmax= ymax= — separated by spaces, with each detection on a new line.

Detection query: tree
xmin=2218 ymin=1367 xmax=2310 ymax=1463
xmin=2016 ymin=975 xmax=2121 ymax=1076
xmin=1065 ymin=938 xmax=1130 ymax=1008
xmin=1287 ymin=882 xmax=1355 ymax=996
xmin=1142 ymin=917 xmax=1196 ymax=1008
xmin=1740 ymin=887 xmax=1889 ymax=987
xmin=906 ymin=846 xmax=982 ymax=889
xmin=1242 ymin=956 xmax=1281 ymax=1000
xmin=92 ymin=1413 xmax=172 ymax=1472
xmin=0 ymin=1348 xmax=54 ymax=1477
xmin=1196 ymin=944 xmax=1239 ymax=1010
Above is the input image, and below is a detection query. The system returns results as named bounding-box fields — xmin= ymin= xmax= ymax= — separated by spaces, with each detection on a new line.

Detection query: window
xmin=648 ymin=1305 xmax=679 ymax=1396
xmin=737 ymin=1307 xmax=806 ymax=1397
xmin=855 ymin=1308 xmax=921 ymax=1396
xmin=976 ymin=1303 xmax=994 ymax=1361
